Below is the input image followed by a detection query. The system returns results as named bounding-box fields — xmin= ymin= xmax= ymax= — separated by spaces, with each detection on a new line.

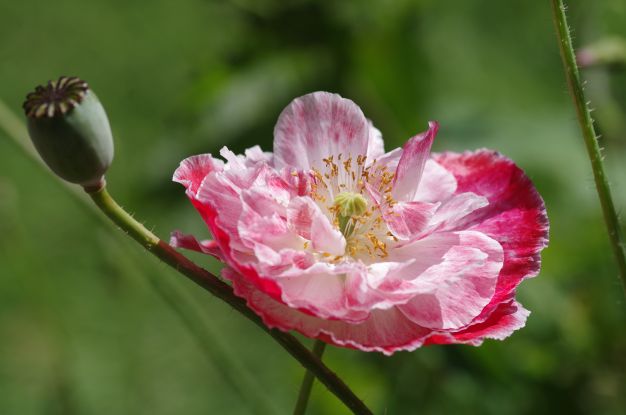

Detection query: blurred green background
xmin=1 ymin=0 xmax=626 ymax=414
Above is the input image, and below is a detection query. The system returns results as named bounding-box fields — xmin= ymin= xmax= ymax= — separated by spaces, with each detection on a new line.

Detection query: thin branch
xmin=293 ymin=339 xmax=327 ymax=415
xmin=0 ymin=97 xmax=372 ymax=414
xmin=88 ymin=186 xmax=373 ymax=415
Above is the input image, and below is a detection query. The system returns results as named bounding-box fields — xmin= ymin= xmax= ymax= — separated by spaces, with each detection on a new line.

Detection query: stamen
xmin=306 ymin=152 xmax=399 ymax=261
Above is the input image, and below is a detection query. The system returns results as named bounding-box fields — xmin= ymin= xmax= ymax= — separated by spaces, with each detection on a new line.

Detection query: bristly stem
xmin=550 ymin=0 xmax=626 ymax=295
xmin=0 ymin=97 xmax=275 ymax=413
xmin=1 ymin=98 xmax=371 ymax=414
xmin=293 ymin=340 xmax=327 ymax=415
xmin=87 ymin=186 xmax=373 ymax=415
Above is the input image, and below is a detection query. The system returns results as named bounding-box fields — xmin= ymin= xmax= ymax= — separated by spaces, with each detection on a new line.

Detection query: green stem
xmin=550 ymin=0 xmax=626 ymax=295
xmin=88 ymin=186 xmax=373 ymax=415
xmin=0 ymin=99 xmax=371 ymax=415
xmin=293 ymin=340 xmax=327 ymax=415
xmin=0 ymin=97 xmax=276 ymax=412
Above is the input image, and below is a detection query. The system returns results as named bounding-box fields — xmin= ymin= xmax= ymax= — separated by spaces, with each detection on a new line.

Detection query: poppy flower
xmin=172 ymin=92 xmax=548 ymax=355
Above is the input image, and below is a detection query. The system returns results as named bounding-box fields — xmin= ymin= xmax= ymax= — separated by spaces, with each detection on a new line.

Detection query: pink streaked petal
xmin=426 ymin=192 xmax=489 ymax=234
xmin=276 ymin=262 xmax=368 ymax=322
xmin=244 ymin=145 xmax=273 ymax=166
xmin=372 ymin=147 xmax=402 ymax=170
xmin=393 ymin=230 xmax=503 ymax=330
xmin=287 ymin=197 xmax=346 ymax=256
xmin=273 ymin=92 xmax=370 ymax=170
xmin=169 ymin=230 xmax=224 ymax=260
xmin=238 ymin=205 xmax=302 ymax=253
xmin=227 ymin=268 xmax=528 ymax=354
xmin=345 ymin=261 xmax=417 ymax=312
xmin=212 ymin=154 xmax=269 ymax=190
xmin=425 ymin=300 xmax=530 ymax=345
xmin=241 ymin=169 xmax=292 ymax=218
xmin=248 ymin=245 xmax=314 ymax=274
xmin=280 ymin=168 xmax=313 ymax=197
xmin=227 ymin=267 xmax=433 ymax=355
xmin=196 ymin=173 xmax=247 ymax=250
xmin=173 ymin=154 xmax=224 ymax=197
xmin=392 ymin=121 xmax=439 ymax=202
xmin=248 ymin=164 xmax=291 ymax=195
xmin=386 ymin=201 xmax=440 ymax=240
xmin=413 ymin=159 xmax=457 ymax=203
xmin=219 ymin=146 xmax=247 ymax=170
xmin=194 ymin=164 xmax=279 ymax=249
xmin=241 ymin=187 xmax=288 ymax=218
xmin=434 ymin=150 xmax=548 ymax=322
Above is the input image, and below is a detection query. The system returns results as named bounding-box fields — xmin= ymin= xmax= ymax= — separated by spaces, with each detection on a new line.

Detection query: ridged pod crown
xmin=24 ymin=76 xmax=114 ymax=189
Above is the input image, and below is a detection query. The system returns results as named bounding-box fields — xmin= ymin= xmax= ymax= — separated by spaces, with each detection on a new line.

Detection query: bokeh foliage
xmin=1 ymin=0 xmax=626 ymax=414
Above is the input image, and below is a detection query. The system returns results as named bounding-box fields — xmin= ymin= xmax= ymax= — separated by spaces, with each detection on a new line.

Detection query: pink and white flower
xmin=172 ymin=92 xmax=549 ymax=355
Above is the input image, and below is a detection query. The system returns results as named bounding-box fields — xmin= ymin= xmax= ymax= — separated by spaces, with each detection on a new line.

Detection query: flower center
xmin=308 ymin=153 xmax=399 ymax=261
xmin=333 ymin=191 xmax=368 ymax=236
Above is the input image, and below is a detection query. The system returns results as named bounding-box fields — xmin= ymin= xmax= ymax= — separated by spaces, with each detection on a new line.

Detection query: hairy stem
xmin=293 ymin=340 xmax=327 ymax=415
xmin=0 ymin=97 xmax=275 ymax=413
xmin=0 ymin=99 xmax=371 ymax=414
xmin=550 ymin=0 xmax=626 ymax=294
xmin=88 ymin=186 xmax=373 ymax=415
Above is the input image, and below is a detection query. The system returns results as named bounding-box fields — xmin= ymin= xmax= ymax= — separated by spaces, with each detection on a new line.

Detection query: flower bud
xmin=23 ymin=76 xmax=114 ymax=189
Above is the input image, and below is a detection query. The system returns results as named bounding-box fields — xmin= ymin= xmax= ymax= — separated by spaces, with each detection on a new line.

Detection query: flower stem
xmin=0 ymin=97 xmax=276 ymax=413
xmin=1 ymin=98 xmax=371 ymax=414
xmin=550 ymin=0 xmax=626 ymax=295
xmin=293 ymin=340 xmax=327 ymax=415
xmin=87 ymin=186 xmax=373 ymax=415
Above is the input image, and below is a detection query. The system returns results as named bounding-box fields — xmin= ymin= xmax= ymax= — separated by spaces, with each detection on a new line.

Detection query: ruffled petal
xmin=173 ymin=154 xmax=224 ymax=197
xmin=425 ymin=300 xmax=529 ymax=345
xmin=434 ymin=150 xmax=548 ymax=322
xmin=345 ymin=261 xmax=417 ymax=311
xmin=195 ymin=172 xmax=247 ymax=251
xmin=385 ymin=201 xmax=440 ymax=240
xmin=392 ymin=121 xmax=439 ymax=201
xmin=244 ymin=145 xmax=273 ymax=166
xmin=227 ymin=268 xmax=528 ymax=355
xmin=391 ymin=230 xmax=503 ymax=330
xmin=425 ymin=192 xmax=489 ymax=234
xmin=273 ymin=92 xmax=370 ymax=170
xmin=170 ymin=230 xmax=224 ymax=260
xmin=287 ymin=197 xmax=346 ymax=256
xmin=238 ymin=205 xmax=302 ymax=254
xmin=413 ymin=159 xmax=457 ymax=203
xmin=276 ymin=262 xmax=369 ymax=322
xmin=226 ymin=267 xmax=432 ymax=355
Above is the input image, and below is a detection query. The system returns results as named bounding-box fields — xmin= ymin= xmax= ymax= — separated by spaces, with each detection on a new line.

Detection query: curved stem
xmin=0 ymin=98 xmax=276 ymax=413
xmin=87 ymin=186 xmax=373 ymax=415
xmin=293 ymin=340 xmax=327 ymax=415
xmin=551 ymin=0 xmax=626 ymax=295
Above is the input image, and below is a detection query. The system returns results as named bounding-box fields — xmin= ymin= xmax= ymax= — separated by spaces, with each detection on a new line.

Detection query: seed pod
xmin=23 ymin=76 xmax=114 ymax=189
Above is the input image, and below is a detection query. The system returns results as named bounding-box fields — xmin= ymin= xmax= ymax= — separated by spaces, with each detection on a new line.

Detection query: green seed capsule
xmin=23 ymin=77 xmax=114 ymax=189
